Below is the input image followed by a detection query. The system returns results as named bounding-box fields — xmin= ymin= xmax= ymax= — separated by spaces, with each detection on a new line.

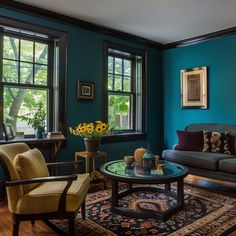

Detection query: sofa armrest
xmin=172 ymin=144 xmax=178 ymax=150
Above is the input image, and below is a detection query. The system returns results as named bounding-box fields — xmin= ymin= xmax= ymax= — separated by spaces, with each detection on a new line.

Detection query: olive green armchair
xmin=0 ymin=142 xmax=90 ymax=236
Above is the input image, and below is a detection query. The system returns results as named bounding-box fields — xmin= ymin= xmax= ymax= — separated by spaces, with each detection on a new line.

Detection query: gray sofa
xmin=162 ymin=124 xmax=236 ymax=182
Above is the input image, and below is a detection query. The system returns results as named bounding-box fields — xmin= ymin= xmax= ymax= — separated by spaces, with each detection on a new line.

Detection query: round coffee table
xmin=100 ymin=160 xmax=188 ymax=220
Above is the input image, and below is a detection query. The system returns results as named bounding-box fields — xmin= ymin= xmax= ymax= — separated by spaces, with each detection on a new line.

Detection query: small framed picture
xmin=180 ymin=66 xmax=208 ymax=109
xmin=3 ymin=123 xmax=15 ymax=141
xmin=77 ymin=81 xmax=95 ymax=100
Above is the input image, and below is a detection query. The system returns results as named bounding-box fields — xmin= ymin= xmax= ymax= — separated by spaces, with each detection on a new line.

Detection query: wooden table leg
xmin=103 ymin=154 xmax=108 ymax=189
xmin=85 ymin=156 xmax=90 ymax=173
xmin=165 ymin=183 xmax=171 ymax=191
xmin=177 ymin=179 xmax=184 ymax=206
xmin=111 ymin=180 xmax=118 ymax=208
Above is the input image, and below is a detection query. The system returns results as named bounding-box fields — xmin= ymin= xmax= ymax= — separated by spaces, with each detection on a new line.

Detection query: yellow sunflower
xmin=87 ymin=123 xmax=94 ymax=131
xmin=95 ymin=125 xmax=102 ymax=133
xmin=87 ymin=129 xmax=93 ymax=134
xmin=80 ymin=125 xmax=86 ymax=133
xmin=69 ymin=127 xmax=73 ymax=134
xmin=101 ymin=123 xmax=107 ymax=131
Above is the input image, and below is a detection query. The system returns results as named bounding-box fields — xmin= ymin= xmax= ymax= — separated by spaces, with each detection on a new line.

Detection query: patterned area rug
xmin=53 ymin=184 xmax=236 ymax=236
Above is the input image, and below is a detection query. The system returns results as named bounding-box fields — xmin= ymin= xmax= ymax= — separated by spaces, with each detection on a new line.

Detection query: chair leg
xmin=31 ymin=220 xmax=35 ymax=225
xmin=68 ymin=216 xmax=75 ymax=236
xmin=81 ymin=200 xmax=86 ymax=220
xmin=12 ymin=218 xmax=20 ymax=236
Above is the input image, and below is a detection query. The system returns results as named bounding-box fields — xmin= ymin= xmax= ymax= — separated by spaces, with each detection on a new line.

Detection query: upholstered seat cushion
xmin=219 ymin=158 xmax=236 ymax=174
xmin=15 ymin=173 xmax=90 ymax=214
xmin=14 ymin=148 xmax=49 ymax=193
xmin=162 ymin=150 xmax=235 ymax=170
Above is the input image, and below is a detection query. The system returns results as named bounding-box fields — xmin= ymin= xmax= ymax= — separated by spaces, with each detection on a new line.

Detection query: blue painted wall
xmin=162 ymin=35 xmax=236 ymax=149
xmin=0 ymin=7 xmax=162 ymax=172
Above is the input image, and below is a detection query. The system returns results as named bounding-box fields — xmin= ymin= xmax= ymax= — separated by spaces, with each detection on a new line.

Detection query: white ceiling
xmin=16 ymin=0 xmax=236 ymax=44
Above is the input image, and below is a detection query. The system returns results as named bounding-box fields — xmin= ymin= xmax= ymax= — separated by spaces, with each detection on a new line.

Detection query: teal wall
xmin=162 ymin=35 xmax=236 ymax=149
xmin=0 ymin=7 xmax=162 ymax=169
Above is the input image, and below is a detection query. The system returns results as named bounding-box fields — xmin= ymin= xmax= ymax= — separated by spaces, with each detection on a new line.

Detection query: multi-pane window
xmin=1 ymin=34 xmax=52 ymax=135
xmin=108 ymin=54 xmax=134 ymax=131
xmin=104 ymin=43 xmax=146 ymax=134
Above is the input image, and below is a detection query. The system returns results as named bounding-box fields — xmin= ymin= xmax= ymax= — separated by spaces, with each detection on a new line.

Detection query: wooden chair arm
xmin=46 ymin=160 xmax=83 ymax=167
xmin=5 ymin=175 xmax=77 ymax=187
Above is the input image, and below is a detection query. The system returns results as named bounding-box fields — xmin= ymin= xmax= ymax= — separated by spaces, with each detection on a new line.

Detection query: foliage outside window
xmin=103 ymin=42 xmax=146 ymax=136
xmin=1 ymin=33 xmax=52 ymax=135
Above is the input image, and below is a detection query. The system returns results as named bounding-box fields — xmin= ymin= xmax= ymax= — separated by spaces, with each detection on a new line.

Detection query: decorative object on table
xmin=69 ymin=121 xmax=110 ymax=153
xmin=151 ymin=163 xmax=164 ymax=176
xmin=134 ymin=147 xmax=147 ymax=163
xmin=180 ymin=66 xmax=208 ymax=109
xmin=47 ymin=131 xmax=64 ymax=139
xmin=124 ymin=155 xmax=135 ymax=166
xmin=15 ymin=131 xmax=24 ymax=139
xmin=156 ymin=163 xmax=164 ymax=170
xmin=151 ymin=168 xmax=164 ymax=176
xmin=3 ymin=123 xmax=15 ymax=141
xmin=77 ymin=80 xmax=95 ymax=100
xmin=142 ymin=150 xmax=155 ymax=168
xmin=16 ymin=102 xmax=46 ymax=139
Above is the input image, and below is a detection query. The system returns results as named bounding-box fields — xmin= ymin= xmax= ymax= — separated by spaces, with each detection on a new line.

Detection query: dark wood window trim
xmin=103 ymin=41 xmax=147 ymax=143
xmin=102 ymin=132 xmax=147 ymax=143
xmin=0 ymin=32 xmax=53 ymax=135
xmin=0 ymin=16 xmax=67 ymax=135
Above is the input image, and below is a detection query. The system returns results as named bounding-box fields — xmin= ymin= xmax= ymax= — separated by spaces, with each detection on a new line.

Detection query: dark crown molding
xmin=163 ymin=26 xmax=236 ymax=49
xmin=0 ymin=0 xmax=163 ymax=49
xmin=2 ymin=1 xmax=236 ymax=50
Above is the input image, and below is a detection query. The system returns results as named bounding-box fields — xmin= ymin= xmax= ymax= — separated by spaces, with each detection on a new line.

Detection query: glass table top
xmin=101 ymin=160 xmax=188 ymax=180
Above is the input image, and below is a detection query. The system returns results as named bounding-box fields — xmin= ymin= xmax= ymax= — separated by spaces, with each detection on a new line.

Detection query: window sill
xmin=101 ymin=132 xmax=147 ymax=144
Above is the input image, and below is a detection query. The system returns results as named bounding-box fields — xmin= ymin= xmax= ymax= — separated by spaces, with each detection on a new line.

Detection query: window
xmin=0 ymin=33 xmax=52 ymax=135
xmin=0 ymin=17 xmax=67 ymax=137
xmin=103 ymin=42 xmax=146 ymax=139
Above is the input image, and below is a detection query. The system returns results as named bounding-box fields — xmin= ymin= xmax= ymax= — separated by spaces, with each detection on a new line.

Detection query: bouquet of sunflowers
xmin=69 ymin=120 xmax=110 ymax=139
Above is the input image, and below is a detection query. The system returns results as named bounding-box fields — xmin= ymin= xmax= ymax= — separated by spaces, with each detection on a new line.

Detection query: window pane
xmin=108 ymin=56 xmax=113 ymax=73
xmin=108 ymin=74 xmax=113 ymax=90
xmin=114 ymin=75 xmax=122 ymax=91
xmin=108 ymin=94 xmax=131 ymax=130
xmin=124 ymin=60 xmax=131 ymax=76
xmin=20 ymin=62 xmax=33 ymax=84
xmin=123 ymin=76 xmax=131 ymax=92
xmin=115 ymin=58 xmax=122 ymax=75
xmin=3 ymin=60 xmax=18 ymax=83
xmin=3 ymin=36 xmax=19 ymax=60
xmin=20 ymin=39 xmax=33 ymax=62
xmin=35 ymin=64 xmax=47 ymax=85
xmin=3 ymin=87 xmax=48 ymax=134
xmin=35 ymin=42 xmax=48 ymax=64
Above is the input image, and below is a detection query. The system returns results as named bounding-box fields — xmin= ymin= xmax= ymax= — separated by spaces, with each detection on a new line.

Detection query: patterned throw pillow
xmin=175 ymin=130 xmax=204 ymax=152
xmin=202 ymin=131 xmax=232 ymax=154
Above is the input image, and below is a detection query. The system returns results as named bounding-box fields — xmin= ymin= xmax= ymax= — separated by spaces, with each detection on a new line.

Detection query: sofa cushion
xmin=16 ymin=173 xmax=90 ymax=214
xmin=14 ymin=148 xmax=49 ymax=193
xmin=162 ymin=150 xmax=235 ymax=170
xmin=186 ymin=123 xmax=236 ymax=153
xmin=219 ymin=158 xmax=236 ymax=174
xmin=175 ymin=130 xmax=203 ymax=152
xmin=202 ymin=131 xmax=232 ymax=154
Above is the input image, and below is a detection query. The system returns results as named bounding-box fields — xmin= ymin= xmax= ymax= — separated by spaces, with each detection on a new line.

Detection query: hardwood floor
xmin=0 ymin=175 xmax=235 ymax=236
xmin=0 ymin=202 xmax=56 ymax=236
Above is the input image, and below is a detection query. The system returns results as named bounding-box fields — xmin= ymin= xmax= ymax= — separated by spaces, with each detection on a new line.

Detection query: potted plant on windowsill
xmin=69 ymin=121 xmax=110 ymax=153
xmin=16 ymin=102 xmax=46 ymax=139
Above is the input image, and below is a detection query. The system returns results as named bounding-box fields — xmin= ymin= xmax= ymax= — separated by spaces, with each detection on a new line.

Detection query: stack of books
xmin=47 ymin=131 xmax=64 ymax=139
xmin=151 ymin=169 xmax=164 ymax=176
